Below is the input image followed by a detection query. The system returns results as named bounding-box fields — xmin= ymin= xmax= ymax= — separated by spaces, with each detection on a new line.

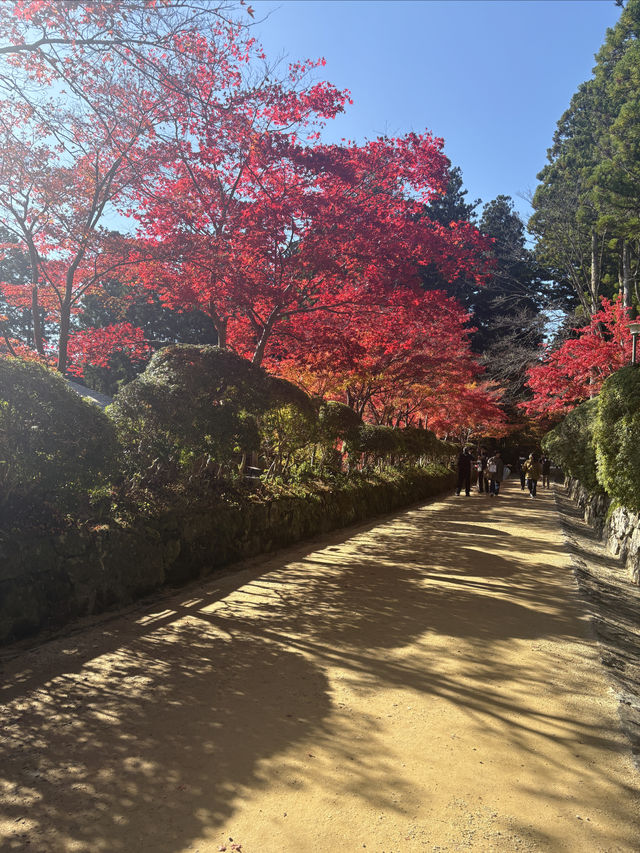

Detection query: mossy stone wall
xmin=0 ymin=467 xmax=454 ymax=645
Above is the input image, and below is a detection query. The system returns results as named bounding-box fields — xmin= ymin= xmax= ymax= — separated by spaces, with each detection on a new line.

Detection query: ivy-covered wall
xmin=543 ymin=365 xmax=640 ymax=586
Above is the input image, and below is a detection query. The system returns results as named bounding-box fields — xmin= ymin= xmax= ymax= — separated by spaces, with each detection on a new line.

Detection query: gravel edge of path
xmin=553 ymin=485 xmax=640 ymax=771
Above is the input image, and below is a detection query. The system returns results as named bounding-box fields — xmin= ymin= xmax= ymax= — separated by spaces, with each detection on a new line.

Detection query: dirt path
xmin=1 ymin=481 xmax=638 ymax=853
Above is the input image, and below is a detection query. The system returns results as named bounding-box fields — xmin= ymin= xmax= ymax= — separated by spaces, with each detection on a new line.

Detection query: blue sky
xmin=251 ymin=0 xmax=622 ymax=225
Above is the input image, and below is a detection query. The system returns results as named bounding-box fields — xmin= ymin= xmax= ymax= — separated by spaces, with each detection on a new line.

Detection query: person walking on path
xmin=541 ymin=455 xmax=551 ymax=488
xmin=476 ymin=448 xmax=489 ymax=493
xmin=517 ymin=454 xmax=527 ymax=491
xmin=487 ymin=450 xmax=504 ymax=496
xmin=523 ymin=452 xmax=542 ymax=498
xmin=455 ymin=446 xmax=473 ymax=496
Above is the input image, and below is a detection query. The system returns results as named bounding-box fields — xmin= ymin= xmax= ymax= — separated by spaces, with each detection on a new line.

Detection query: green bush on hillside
xmin=109 ymin=345 xmax=319 ymax=481
xmin=593 ymin=365 xmax=640 ymax=511
xmin=108 ymin=346 xmax=269 ymax=478
xmin=259 ymin=377 xmax=318 ymax=478
xmin=318 ymin=400 xmax=362 ymax=443
xmin=0 ymin=358 xmax=117 ymax=516
xmin=397 ymin=426 xmax=451 ymax=462
xmin=310 ymin=401 xmax=361 ymax=474
xmin=542 ymin=397 xmax=600 ymax=492
xmin=353 ymin=424 xmax=398 ymax=459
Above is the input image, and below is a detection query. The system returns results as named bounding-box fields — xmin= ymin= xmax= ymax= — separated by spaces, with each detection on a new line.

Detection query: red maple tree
xmin=523 ymin=296 xmax=633 ymax=417
xmin=136 ymin=127 xmax=493 ymax=366
xmin=0 ymin=0 xmax=256 ymax=371
xmin=269 ymin=285 xmax=506 ymax=438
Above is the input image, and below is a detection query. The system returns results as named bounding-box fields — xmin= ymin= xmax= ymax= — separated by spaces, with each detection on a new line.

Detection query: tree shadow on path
xmin=0 ymin=483 xmax=638 ymax=852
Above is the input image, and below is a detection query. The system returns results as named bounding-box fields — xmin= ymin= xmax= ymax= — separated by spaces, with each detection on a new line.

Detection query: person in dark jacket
xmin=541 ymin=456 xmax=551 ymax=488
xmin=517 ymin=454 xmax=527 ymax=490
xmin=456 ymin=447 xmax=473 ymax=496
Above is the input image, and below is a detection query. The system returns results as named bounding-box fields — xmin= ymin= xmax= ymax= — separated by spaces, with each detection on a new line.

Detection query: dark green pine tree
xmin=474 ymin=196 xmax=549 ymax=405
xmin=424 ymin=164 xmax=479 ymax=227
xmin=421 ymin=171 xmax=552 ymax=405
xmin=420 ymin=164 xmax=481 ymax=310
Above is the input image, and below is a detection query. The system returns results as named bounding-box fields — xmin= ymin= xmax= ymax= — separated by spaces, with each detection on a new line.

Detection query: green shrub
xmin=259 ymin=394 xmax=318 ymax=479
xmin=108 ymin=346 xmax=272 ymax=478
xmin=311 ymin=401 xmax=362 ymax=474
xmin=542 ymin=397 xmax=600 ymax=492
xmin=109 ymin=345 xmax=319 ymax=482
xmin=593 ymin=365 xmax=640 ymax=511
xmin=344 ymin=423 xmax=457 ymax=470
xmin=318 ymin=401 xmax=363 ymax=443
xmin=353 ymin=424 xmax=399 ymax=457
xmin=434 ymin=438 xmax=458 ymax=461
xmin=396 ymin=427 xmax=445 ymax=461
xmin=0 ymin=358 xmax=118 ymax=516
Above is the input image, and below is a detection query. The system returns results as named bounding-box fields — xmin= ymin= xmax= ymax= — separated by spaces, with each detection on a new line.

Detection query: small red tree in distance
xmin=268 ymin=284 xmax=506 ymax=438
xmin=522 ymin=296 xmax=632 ymax=418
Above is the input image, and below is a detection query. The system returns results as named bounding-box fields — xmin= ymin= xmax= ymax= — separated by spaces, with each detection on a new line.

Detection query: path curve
xmin=1 ymin=481 xmax=639 ymax=852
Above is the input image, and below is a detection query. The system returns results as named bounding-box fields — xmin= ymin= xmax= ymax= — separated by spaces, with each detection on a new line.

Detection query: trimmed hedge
xmin=108 ymin=346 xmax=274 ymax=477
xmin=0 ymin=358 xmax=118 ymax=517
xmin=542 ymin=365 xmax=640 ymax=513
xmin=109 ymin=346 xmax=452 ymax=482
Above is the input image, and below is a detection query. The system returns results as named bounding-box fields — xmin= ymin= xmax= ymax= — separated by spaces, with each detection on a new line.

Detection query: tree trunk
xmin=590 ymin=230 xmax=601 ymax=314
xmin=30 ymin=283 xmax=45 ymax=356
xmin=28 ymin=243 xmax=45 ymax=356
xmin=622 ymin=239 xmax=632 ymax=309
xmin=251 ymin=311 xmax=279 ymax=366
xmin=57 ymin=297 xmax=72 ymax=373
xmin=216 ymin=317 xmax=228 ymax=350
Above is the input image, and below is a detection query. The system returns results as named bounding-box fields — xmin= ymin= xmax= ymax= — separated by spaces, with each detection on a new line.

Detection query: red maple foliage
xmin=136 ymin=126 xmax=493 ymax=366
xmin=0 ymin=0 xmax=256 ymax=370
xmin=65 ymin=323 xmax=152 ymax=378
xmin=268 ymin=286 xmax=506 ymax=439
xmin=134 ymin=102 xmax=501 ymax=434
xmin=0 ymin=1 xmax=508 ymax=441
xmin=523 ymin=296 xmax=633 ymax=417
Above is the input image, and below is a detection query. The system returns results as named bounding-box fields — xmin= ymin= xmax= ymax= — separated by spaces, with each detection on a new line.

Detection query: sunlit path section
xmin=1 ymin=481 xmax=638 ymax=852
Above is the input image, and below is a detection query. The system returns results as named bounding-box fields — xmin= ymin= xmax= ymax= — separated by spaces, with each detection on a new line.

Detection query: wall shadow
xmin=555 ymin=487 xmax=640 ymax=767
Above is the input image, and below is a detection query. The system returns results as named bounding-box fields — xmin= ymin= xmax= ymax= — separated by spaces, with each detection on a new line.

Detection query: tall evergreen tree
xmin=420 ymin=164 xmax=481 ymax=310
xmin=475 ymin=196 xmax=547 ymax=404
xmin=530 ymin=0 xmax=640 ymax=315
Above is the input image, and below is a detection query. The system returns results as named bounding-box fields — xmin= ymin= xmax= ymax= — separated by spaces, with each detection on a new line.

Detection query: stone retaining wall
xmin=0 ymin=467 xmax=455 ymax=646
xmin=565 ymin=477 xmax=640 ymax=585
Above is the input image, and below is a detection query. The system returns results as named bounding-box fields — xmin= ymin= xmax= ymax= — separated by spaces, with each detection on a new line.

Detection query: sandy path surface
xmin=1 ymin=481 xmax=639 ymax=853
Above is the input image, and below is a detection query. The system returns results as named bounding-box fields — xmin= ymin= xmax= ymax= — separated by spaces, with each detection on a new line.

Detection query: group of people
xmin=455 ymin=447 xmax=505 ymax=497
xmin=456 ymin=447 xmax=552 ymax=499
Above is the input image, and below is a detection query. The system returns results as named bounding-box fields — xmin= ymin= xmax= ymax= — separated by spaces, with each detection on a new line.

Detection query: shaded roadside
xmin=555 ymin=485 xmax=640 ymax=768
